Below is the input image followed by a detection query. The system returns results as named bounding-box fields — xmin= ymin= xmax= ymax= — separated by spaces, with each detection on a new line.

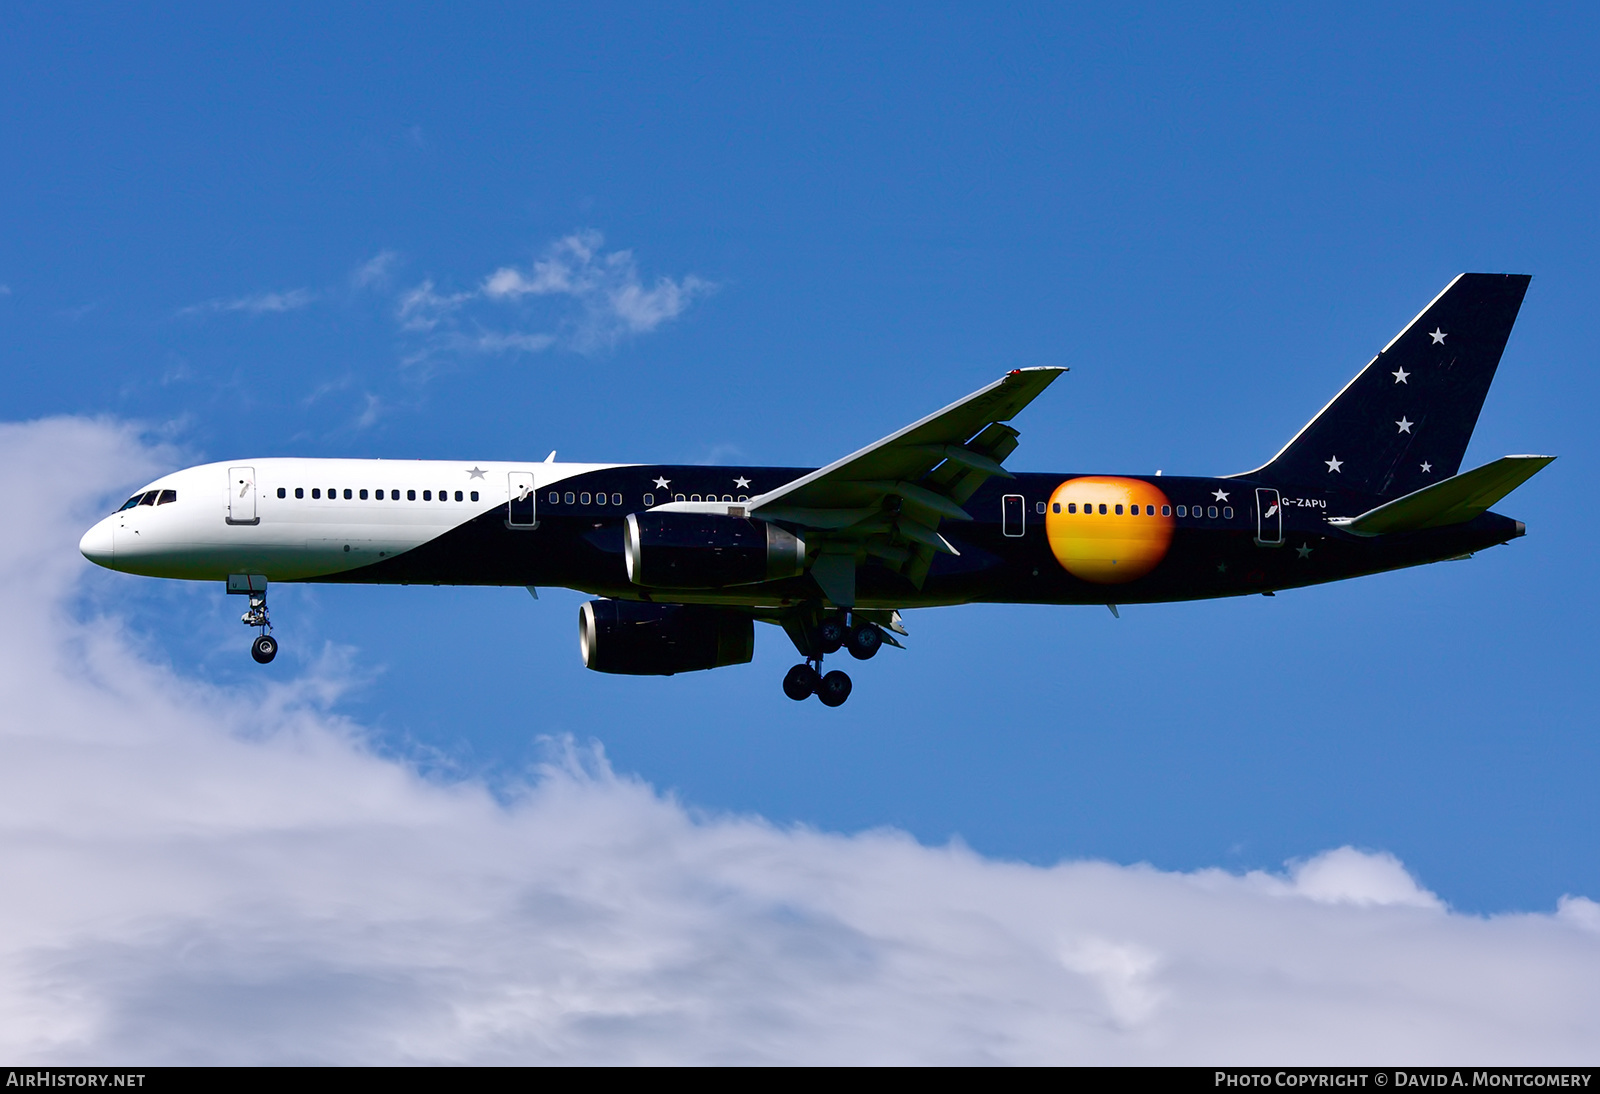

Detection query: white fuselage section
xmin=79 ymin=458 xmax=620 ymax=582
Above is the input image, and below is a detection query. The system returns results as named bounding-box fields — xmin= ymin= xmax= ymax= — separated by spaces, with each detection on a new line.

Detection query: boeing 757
xmin=80 ymin=274 xmax=1549 ymax=706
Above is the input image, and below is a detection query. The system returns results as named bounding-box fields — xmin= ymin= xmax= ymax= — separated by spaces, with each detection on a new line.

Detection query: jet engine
xmin=623 ymin=512 xmax=805 ymax=589
xmin=579 ymin=599 xmax=755 ymax=675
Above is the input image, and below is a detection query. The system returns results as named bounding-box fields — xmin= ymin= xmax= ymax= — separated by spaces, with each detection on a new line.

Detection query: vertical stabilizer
xmin=1251 ymin=273 xmax=1530 ymax=498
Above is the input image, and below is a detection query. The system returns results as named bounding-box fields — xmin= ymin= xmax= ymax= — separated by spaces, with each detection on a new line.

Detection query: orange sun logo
xmin=1044 ymin=477 xmax=1175 ymax=584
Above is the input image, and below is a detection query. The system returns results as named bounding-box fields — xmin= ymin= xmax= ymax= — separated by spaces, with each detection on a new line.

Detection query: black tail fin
xmin=1250 ymin=273 xmax=1531 ymax=499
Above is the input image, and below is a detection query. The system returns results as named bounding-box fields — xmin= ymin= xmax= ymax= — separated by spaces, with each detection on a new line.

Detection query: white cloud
xmin=401 ymin=231 xmax=712 ymax=361
xmin=1282 ymin=846 xmax=1444 ymax=908
xmin=5 ymin=418 xmax=1600 ymax=1064
xmin=179 ymin=289 xmax=315 ymax=317
xmin=353 ymin=392 xmax=383 ymax=430
xmin=395 ymin=279 xmax=470 ymax=332
xmin=353 ymin=250 xmax=400 ymax=288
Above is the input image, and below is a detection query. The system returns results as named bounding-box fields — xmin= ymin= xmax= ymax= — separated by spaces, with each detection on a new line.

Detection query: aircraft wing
xmin=745 ymin=366 xmax=1066 ymax=599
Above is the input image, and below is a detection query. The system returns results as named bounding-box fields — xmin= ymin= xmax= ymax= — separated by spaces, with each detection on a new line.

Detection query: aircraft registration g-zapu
xmin=81 ymin=274 xmax=1550 ymax=707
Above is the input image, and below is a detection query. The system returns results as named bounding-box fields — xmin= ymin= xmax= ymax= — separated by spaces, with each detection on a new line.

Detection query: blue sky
xmin=2 ymin=6 xmax=1599 ymax=1058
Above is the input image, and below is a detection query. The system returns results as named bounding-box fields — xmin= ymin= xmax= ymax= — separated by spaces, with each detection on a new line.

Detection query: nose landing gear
xmin=229 ymin=574 xmax=277 ymax=664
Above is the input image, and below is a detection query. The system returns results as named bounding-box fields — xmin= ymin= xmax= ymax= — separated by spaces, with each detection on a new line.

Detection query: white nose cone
xmin=79 ymin=520 xmax=114 ymax=566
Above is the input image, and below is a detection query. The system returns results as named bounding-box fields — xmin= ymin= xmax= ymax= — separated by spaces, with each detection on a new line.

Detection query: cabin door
xmin=227 ymin=466 xmax=259 ymax=525
xmin=1001 ymin=494 xmax=1026 ymax=537
xmin=507 ymin=471 xmax=537 ymax=529
xmin=1255 ymin=488 xmax=1282 ymax=546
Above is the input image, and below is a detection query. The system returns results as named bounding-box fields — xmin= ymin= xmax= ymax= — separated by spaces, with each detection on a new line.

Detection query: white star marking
xmin=1392 ymin=367 xmax=1410 ymax=384
xmin=1420 ymin=461 xmax=1432 ymax=473
xmin=1325 ymin=456 xmax=1343 ymax=473
xmin=1212 ymin=488 xmax=1230 ymax=502
xmin=466 ymin=466 xmax=486 ymax=479
xmin=1396 ymin=417 xmax=1413 ymax=433
xmin=1430 ymin=328 xmax=1447 ymax=345
xmin=733 ymin=476 xmax=751 ymax=489
xmin=653 ymin=476 xmax=670 ymax=489
xmin=1296 ymin=543 xmax=1313 ymax=559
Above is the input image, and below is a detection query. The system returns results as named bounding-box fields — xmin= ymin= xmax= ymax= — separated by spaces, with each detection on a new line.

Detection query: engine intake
xmin=579 ymin=600 xmax=755 ymax=676
xmin=624 ymin=512 xmax=805 ymax=589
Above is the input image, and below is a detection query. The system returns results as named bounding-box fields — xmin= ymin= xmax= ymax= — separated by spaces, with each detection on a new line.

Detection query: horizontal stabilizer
xmin=1331 ymin=455 xmax=1554 ymax=535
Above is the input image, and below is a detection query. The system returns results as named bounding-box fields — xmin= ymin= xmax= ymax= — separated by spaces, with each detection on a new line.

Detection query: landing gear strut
xmin=230 ymin=575 xmax=278 ymax=664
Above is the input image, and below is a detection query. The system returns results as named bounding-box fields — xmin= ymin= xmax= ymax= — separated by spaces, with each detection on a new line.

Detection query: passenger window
xmin=723 ymin=495 xmax=732 ymax=503
xmin=456 ymin=491 xmax=464 ymax=501
xmin=1175 ymin=505 xmax=1184 ymax=516
xmin=1161 ymin=505 xmax=1170 ymax=516
xmin=312 ymin=489 xmax=321 ymax=499
xmin=612 ymin=493 xmax=622 ymax=505
xmin=1098 ymin=503 xmax=1107 ymax=514
xmin=1208 ymin=505 xmax=1218 ymax=518
xmin=360 ymin=489 xmax=369 ymax=500
xmin=423 ymin=490 xmax=432 ymax=501
xmin=277 ymin=487 xmax=286 ymax=498
xmin=674 ymin=494 xmax=685 ymax=502
xmin=736 ymin=494 xmax=747 ymax=503
xmin=565 ymin=491 xmax=575 ymax=504
xmin=595 ymin=492 xmax=606 ymax=505
xmin=1067 ymin=502 xmax=1076 ymax=513
xmin=690 ymin=494 xmax=702 ymax=502
xmin=643 ymin=493 xmax=655 ymax=506
xmin=581 ymin=492 xmax=591 ymax=504
xmin=407 ymin=490 xmax=416 ymax=501
xmin=295 ymin=488 xmax=304 ymax=499
xmin=343 ymin=489 xmax=353 ymax=500
xmin=1115 ymin=504 xmax=1124 ymax=515
xmin=1052 ymin=502 xmax=1061 ymax=513
xmin=470 ymin=491 xmax=479 ymax=501
xmin=1036 ymin=501 xmax=1045 ymax=514
xmin=548 ymin=491 xmax=558 ymax=503
xmin=1224 ymin=506 xmax=1233 ymax=519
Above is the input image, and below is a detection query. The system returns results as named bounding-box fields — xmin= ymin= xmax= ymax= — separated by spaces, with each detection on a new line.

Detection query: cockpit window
xmin=157 ymin=489 xmax=177 ymax=505
xmin=138 ymin=491 xmax=159 ymax=506
xmin=117 ymin=495 xmax=143 ymax=512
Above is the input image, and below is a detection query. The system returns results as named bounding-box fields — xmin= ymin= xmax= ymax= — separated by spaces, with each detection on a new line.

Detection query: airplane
xmin=79 ymin=273 xmax=1551 ymax=706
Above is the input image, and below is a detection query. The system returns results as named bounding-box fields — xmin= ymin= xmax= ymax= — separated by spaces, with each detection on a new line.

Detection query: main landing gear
xmin=781 ymin=614 xmax=887 ymax=707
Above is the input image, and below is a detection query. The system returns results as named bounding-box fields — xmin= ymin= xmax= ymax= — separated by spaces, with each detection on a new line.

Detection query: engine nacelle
xmin=579 ymin=600 xmax=755 ymax=676
xmin=624 ymin=512 xmax=805 ymax=589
